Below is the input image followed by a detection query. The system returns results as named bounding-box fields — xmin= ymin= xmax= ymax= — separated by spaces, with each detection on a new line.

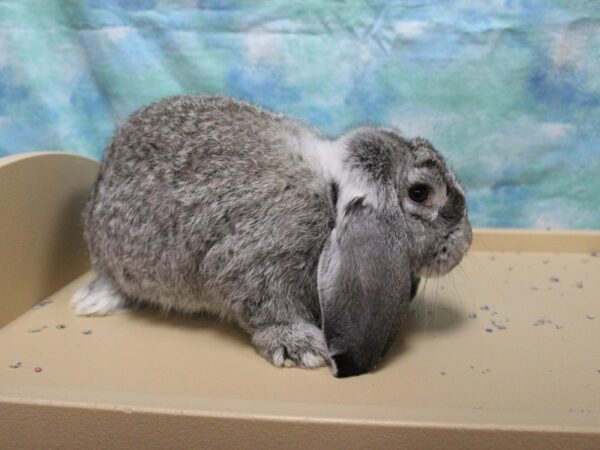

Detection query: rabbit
xmin=71 ymin=95 xmax=472 ymax=377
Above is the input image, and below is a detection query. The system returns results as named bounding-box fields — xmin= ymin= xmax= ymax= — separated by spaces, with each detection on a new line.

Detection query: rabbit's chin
xmin=418 ymin=256 xmax=461 ymax=278
xmin=418 ymin=225 xmax=472 ymax=278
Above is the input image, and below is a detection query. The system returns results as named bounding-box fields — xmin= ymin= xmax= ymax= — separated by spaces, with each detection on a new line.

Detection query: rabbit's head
xmin=396 ymin=137 xmax=472 ymax=277
xmin=318 ymin=128 xmax=472 ymax=377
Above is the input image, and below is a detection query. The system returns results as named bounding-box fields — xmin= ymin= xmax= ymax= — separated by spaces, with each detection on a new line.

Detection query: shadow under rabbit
xmin=115 ymin=292 xmax=468 ymax=375
xmin=375 ymin=295 xmax=467 ymax=372
xmin=120 ymin=301 xmax=251 ymax=349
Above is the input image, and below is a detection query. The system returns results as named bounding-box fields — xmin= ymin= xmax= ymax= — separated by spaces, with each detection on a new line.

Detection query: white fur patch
xmin=271 ymin=347 xmax=286 ymax=367
xmin=285 ymin=127 xmax=345 ymax=182
xmin=71 ymin=278 xmax=128 ymax=316
xmin=285 ymin=127 xmax=381 ymax=222
xmin=270 ymin=348 xmax=327 ymax=369
xmin=300 ymin=351 xmax=326 ymax=368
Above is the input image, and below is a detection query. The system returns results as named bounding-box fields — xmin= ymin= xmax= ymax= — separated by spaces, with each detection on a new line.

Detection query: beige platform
xmin=1 ymin=152 xmax=599 ymax=449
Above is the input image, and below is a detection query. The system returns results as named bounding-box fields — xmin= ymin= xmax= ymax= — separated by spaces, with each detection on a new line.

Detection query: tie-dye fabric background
xmin=0 ymin=1 xmax=599 ymax=229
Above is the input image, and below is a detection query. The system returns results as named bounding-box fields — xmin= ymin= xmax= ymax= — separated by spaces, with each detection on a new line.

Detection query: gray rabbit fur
xmin=72 ymin=95 xmax=472 ymax=377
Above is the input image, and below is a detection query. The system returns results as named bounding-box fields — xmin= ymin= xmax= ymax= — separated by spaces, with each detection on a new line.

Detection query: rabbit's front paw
xmin=252 ymin=322 xmax=329 ymax=369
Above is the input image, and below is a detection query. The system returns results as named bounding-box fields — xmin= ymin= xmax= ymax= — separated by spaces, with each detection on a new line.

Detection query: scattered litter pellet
xmin=468 ymin=312 xmax=477 ymax=319
xmin=575 ymin=282 xmax=584 ymax=289
xmin=56 ymin=324 xmax=66 ymax=329
xmin=440 ymin=371 xmax=446 ymax=376
xmin=489 ymin=256 xmax=496 ymax=261
xmin=491 ymin=320 xmax=507 ymax=330
xmin=591 ymin=252 xmax=598 ymax=257
xmin=32 ymin=299 xmax=53 ymax=310
xmin=27 ymin=326 xmax=47 ymax=334
xmin=82 ymin=328 xmax=93 ymax=335
xmin=507 ymin=267 xmax=513 ymax=271
xmin=586 ymin=315 xmax=595 ymax=320
xmin=34 ymin=367 xmax=42 ymax=373
xmin=469 ymin=365 xmax=475 ymax=369
xmin=543 ymin=260 xmax=549 ymax=264
xmin=530 ymin=286 xmax=539 ymax=291
xmin=480 ymin=305 xmax=490 ymax=311
xmin=485 ymin=327 xmax=493 ymax=333
xmin=534 ymin=317 xmax=563 ymax=329
xmin=9 ymin=361 xmax=22 ymax=369
xmin=549 ymin=276 xmax=560 ymax=283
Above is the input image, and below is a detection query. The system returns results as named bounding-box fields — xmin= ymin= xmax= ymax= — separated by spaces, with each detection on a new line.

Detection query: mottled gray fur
xmin=74 ymin=95 xmax=472 ymax=377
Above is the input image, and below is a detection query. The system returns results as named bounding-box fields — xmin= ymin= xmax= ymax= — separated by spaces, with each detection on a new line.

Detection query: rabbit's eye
xmin=408 ymin=184 xmax=429 ymax=203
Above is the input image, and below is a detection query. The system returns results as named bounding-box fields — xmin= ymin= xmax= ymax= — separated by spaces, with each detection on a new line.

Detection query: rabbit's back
xmin=85 ymin=96 xmax=334 ymax=323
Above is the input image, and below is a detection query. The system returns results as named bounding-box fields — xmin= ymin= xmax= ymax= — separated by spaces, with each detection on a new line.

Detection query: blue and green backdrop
xmin=1 ymin=1 xmax=599 ymax=229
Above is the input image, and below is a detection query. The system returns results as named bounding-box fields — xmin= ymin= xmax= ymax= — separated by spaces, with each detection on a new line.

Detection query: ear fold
xmin=317 ymin=196 xmax=412 ymax=378
xmin=411 ymin=276 xmax=421 ymax=300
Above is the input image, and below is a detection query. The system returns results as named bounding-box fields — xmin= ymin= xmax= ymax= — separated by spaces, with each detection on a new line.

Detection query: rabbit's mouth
xmin=420 ymin=220 xmax=472 ymax=277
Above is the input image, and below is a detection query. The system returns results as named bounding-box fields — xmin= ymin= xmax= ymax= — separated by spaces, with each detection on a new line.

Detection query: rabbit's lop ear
xmin=318 ymin=192 xmax=412 ymax=378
